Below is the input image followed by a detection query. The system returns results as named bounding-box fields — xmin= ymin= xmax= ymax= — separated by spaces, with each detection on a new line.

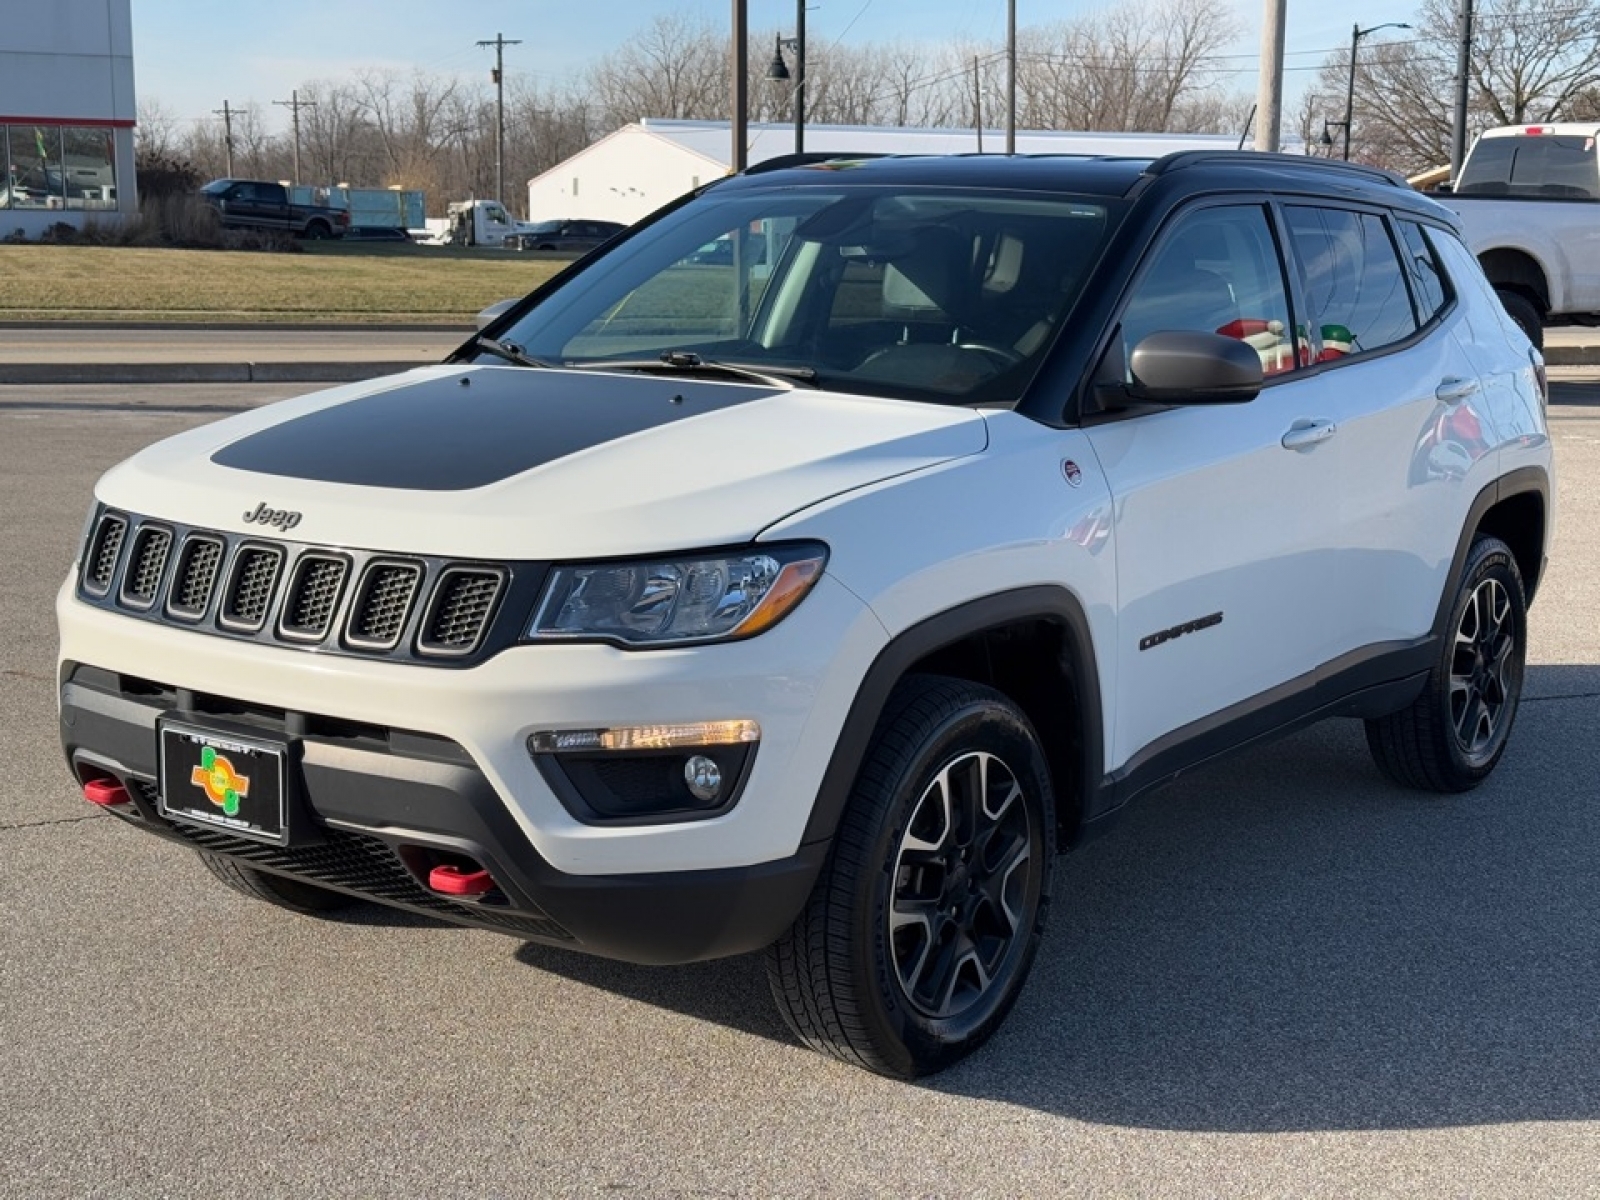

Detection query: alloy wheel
xmin=1449 ymin=576 xmax=1516 ymax=758
xmin=889 ymin=750 xmax=1034 ymax=1020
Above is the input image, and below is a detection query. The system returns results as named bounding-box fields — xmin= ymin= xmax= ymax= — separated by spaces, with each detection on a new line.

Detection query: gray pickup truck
xmin=198 ymin=179 xmax=349 ymax=240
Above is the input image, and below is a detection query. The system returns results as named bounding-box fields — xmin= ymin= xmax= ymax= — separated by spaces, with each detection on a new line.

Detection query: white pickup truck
xmin=1446 ymin=122 xmax=1600 ymax=350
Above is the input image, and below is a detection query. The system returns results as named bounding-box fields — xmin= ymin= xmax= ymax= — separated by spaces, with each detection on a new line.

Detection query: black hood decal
xmin=210 ymin=369 xmax=780 ymax=491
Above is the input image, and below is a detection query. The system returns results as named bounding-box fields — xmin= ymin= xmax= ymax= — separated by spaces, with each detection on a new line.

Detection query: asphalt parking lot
xmin=3 ymin=380 xmax=1599 ymax=1197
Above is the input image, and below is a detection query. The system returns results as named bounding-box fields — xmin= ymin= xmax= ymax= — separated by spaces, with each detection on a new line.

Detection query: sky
xmin=131 ymin=0 xmax=1428 ymax=134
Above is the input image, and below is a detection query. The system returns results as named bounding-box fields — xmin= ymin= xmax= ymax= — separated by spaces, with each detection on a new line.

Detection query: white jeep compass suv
xmin=57 ymin=151 xmax=1552 ymax=1077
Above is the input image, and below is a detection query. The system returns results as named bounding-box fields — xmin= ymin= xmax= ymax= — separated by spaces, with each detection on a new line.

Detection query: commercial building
xmin=0 ymin=0 xmax=138 ymax=236
xmin=526 ymin=119 xmax=1251 ymax=225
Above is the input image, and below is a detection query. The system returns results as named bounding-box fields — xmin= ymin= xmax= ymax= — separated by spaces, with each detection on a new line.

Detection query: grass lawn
xmin=0 ymin=243 xmax=569 ymax=323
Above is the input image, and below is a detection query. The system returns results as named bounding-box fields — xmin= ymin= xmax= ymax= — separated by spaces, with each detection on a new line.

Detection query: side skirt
xmin=1085 ymin=637 xmax=1435 ymax=831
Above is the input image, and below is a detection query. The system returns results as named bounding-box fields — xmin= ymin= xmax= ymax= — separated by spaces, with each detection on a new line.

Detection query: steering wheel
xmin=952 ymin=340 xmax=1025 ymax=367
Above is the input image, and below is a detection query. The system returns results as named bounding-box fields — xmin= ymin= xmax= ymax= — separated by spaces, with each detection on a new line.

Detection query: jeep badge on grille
xmin=242 ymin=502 xmax=303 ymax=532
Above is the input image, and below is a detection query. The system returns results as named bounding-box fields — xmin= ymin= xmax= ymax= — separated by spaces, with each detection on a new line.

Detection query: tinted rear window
xmin=1458 ymin=134 xmax=1599 ymax=198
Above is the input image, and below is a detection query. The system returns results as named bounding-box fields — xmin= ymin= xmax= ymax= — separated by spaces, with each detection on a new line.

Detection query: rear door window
xmin=1284 ymin=207 xmax=1417 ymax=361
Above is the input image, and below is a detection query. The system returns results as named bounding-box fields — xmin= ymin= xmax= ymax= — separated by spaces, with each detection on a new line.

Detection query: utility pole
xmin=272 ymin=89 xmax=315 ymax=183
xmin=731 ymin=1 xmax=748 ymax=172
xmin=973 ymin=56 xmax=984 ymax=152
xmin=1451 ymin=0 xmax=1475 ymax=180
xmin=212 ymin=100 xmax=236 ymax=177
xmin=1006 ymin=0 xmax=1016 ymax=153
xmin=1254 ymin=0 xmax=1286 ymax=151
xmin=477 ymin=33 xmax=522 ymax=209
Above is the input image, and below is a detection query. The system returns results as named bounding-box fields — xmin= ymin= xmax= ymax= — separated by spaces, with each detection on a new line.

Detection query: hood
xmin=96 ymin=365 xmax=988 ymax=559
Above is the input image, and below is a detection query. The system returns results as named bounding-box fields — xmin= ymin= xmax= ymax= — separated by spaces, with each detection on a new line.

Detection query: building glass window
xmin=1 ymin=125 xmax=118 ymax=211
xmin=61 ymin=127 xmax=118 ymax=209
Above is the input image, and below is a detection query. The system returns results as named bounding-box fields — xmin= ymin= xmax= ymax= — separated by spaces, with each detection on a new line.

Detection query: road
xmin=3 ymin=381 xmax=1599 ymax=1197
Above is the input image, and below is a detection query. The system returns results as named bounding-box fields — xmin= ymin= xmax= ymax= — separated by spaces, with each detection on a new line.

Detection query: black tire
xmin=765 ymin=675 xmax=1054 ymax=1078
xmin=197 ymin=851 xmax=359 ymax=915
xmin=303 ymin=219 xmax=332 ymax=241
xmin=1495 ymin=288 xmax=1544 ymax=352
xmin=1365 ymin=535 xmax=1527 ymax=792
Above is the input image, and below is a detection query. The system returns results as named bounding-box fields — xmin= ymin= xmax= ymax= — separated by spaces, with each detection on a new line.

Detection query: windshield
xmin=485 ymin=183 xmax=1121 ymax=405
xmin=524 ymin=219 xmax=563 ymax=234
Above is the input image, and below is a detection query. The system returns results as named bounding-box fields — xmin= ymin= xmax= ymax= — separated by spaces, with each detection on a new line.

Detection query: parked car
xmin=1446 ymin=122 xmax=1600 ymax=349
xmin=59 ymin=150 xmax=1550 ymax=1079
xmin=197 ymin=178 xmax=348 ymax=240
xmin=510 ymin=218 xmax=626 ymax=252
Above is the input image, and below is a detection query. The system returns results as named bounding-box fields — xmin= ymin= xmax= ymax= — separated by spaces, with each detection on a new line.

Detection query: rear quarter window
xmin=1396 ymin=220 xmax=1451 ymax=324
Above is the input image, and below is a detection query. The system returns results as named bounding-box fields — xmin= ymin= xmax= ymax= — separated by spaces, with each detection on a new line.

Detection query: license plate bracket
xmin=158 ymin=719 xmax=290 ymax=845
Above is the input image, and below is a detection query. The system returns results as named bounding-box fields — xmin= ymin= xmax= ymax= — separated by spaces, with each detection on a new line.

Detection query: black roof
xmin=724 ymin=150 xmax=1456 ymax=224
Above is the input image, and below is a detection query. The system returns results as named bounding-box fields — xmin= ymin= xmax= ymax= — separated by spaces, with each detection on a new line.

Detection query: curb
xmin=1542 ymin=345 xmax=1600 ymax=367
xmin=0 ymin=362 xmax=422 ymax=385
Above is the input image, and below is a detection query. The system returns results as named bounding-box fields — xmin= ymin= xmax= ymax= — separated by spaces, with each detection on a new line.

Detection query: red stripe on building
xmin=0 ymin=116 xmax=135 ymax=128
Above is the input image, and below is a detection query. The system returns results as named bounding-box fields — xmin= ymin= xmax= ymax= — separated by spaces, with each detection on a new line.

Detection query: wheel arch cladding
xmin=802 ymin=586 xmax=1105 ymax=854
xmin=1436 ymin=468 xmax=1549 ymax=639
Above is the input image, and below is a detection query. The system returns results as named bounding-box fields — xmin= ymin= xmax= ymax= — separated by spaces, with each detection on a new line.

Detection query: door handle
xmin=1281 ymin=419 xmax=1338 ymax=450
xmin=1435 ymin=376 xmax=1480 ymax=403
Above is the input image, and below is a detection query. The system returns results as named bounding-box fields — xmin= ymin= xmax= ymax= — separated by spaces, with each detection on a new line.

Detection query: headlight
xmin=529 ymin=542 xmax=828 ymax=647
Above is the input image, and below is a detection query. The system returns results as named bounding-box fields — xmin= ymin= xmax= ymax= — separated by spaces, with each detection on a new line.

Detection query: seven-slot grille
xmin=167 ymin=535 xmax=224 ymax=620
xmin=84 ymin=513 xmax=128 ymax=595
xmin=119 ymin=525 xmax=173 ymax=609
xmin=420 ymin=567 xmax=507 ymax=656
xmin=221 ymin=545 xmax=284 ymax=630
xmin=279 ymin=554 xmax=348 ymax=641
xmin=77 ymin=509 xmax=518 ymax=665
xmin=347 ymin=562 xmax=423 ymax=649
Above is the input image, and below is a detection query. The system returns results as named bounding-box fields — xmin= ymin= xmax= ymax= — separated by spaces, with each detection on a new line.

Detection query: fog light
xmin=684 ymin=755 xmax=723 ymax=803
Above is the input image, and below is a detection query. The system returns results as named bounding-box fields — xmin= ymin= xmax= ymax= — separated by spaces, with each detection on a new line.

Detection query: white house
xmin=526 ymin=118 xmax=1256 ymax=225
xmin=0 ymin=0 xmax=138 ymax=235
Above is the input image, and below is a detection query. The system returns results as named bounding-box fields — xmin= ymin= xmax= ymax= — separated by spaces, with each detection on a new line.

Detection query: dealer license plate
xmin=158 ymin=720 xmax=289 ymax=845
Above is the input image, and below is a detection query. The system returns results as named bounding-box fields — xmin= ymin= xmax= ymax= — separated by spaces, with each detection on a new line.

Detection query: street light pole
xmin=732 ymin=0 xmax=748 ymax=172
xmin=766 ymin=4 xmax=807 ymax=153
xmin=1006 ymin=0 xmax=1016 ymax=153
xmin=1343 ymin=22 xmax=1411 ymax=161
xmin=794 ymin=0 xmax=805 ymax=154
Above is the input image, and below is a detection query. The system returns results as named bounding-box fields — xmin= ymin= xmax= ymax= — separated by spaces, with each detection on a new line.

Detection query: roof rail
xmin=742 ymin=152 xmax=888 ymax=175
xmin=1144 ymin=150 xmax=1408 ymax=189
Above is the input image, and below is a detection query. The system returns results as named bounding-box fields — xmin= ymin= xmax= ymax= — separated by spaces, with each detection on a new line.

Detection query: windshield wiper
xmin=569 ymin=350 xmax=818 ymax=388
xmin=473 ymin=335 xmax=553 ymax=369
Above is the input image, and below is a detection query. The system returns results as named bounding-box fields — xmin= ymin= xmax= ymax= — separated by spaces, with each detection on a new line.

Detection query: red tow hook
xmin=83 ymin=778 xmax=132 ymax=807
xmin=428 ymin=863 xmax=494 ymax=897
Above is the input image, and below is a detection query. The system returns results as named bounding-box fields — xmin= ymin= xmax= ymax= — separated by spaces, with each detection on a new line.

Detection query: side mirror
xmin=1127 ymin=331 xmax=1264 ymax=404
xmin=475 ymin=298 xmax=519 ymax=331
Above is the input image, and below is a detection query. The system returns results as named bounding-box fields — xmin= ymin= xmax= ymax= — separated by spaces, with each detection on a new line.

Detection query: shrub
xmin=135 ymin=151 xmax=202 ymax=200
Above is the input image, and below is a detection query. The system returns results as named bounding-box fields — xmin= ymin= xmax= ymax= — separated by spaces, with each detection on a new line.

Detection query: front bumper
xmin=60 ymin=663 xmax=827 ymax=963
xmin=58 ymin=573 xmax=885 ymax=875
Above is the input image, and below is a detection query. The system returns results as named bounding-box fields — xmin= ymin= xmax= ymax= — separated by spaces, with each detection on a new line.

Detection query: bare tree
xmin=587 ymin=13 xmax=728 ymax=125
xmin=1319 ymin=0 xmax=1600 ymax=174
xmin=351 ymin=69 xmax=466 ymax=191
xmin=135 ymin=99 xmax=181 ymax=160
xmin=1008 ymin=0 xmax=1240 ymax=133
